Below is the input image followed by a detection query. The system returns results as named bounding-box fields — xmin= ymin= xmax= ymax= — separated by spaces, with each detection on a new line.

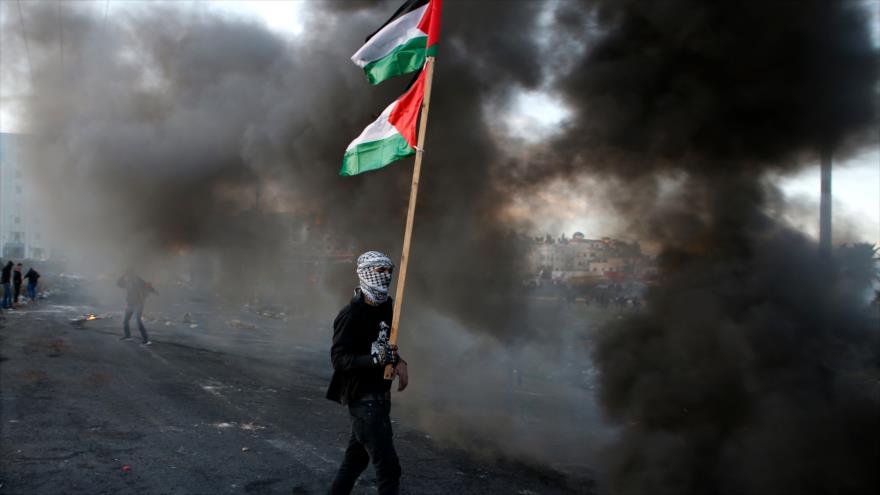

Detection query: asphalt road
xmin=0 ymin=298 xmax=593 ymax=495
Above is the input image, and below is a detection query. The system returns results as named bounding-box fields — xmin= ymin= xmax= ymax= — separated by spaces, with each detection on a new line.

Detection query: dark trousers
xmin=13 ymin=284 xmax=21 ymax=303
xmin=123 ymin=304 xmax=149 ymax=343
xmin=330 ymin=400 xmax=401 ymax=495
xmin=26 ymin=283 xmax=36 ymax=301
xmin=2 ymin=283 xmax=11 ymax=308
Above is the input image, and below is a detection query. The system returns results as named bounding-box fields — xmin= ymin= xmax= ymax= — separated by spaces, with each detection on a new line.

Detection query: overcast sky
xmin=1 ymin=0 xmax=877 ymax=244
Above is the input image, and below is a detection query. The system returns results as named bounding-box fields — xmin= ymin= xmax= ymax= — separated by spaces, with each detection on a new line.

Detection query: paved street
xmin=0 ymin=298 xmax=592 ymax=495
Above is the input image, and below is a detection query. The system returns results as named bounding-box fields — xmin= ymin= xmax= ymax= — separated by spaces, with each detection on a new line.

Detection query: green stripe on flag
xmin=340 ymin=133 xmax=415 ymax=176
xmin=363 ymin=36 xmax=428 ymax=85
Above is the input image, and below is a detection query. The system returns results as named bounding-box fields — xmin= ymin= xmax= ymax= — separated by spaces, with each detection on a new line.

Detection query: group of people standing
xmin=1 ymin=260 xmax=40 ymax=309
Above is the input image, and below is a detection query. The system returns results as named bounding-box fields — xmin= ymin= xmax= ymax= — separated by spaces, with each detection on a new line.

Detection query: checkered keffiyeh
xmin=357 ymin=251 xmax=394 ymax=304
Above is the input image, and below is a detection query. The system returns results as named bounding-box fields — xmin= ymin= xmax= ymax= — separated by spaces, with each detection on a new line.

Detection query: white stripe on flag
xmin=350 ymin=4 xmax=429 ymax=67
xmin=345 ymin=101 xmax=400 ymax=150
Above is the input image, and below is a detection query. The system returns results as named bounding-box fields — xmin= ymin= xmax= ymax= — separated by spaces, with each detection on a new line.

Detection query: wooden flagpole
xmin=385 ymin=56 xmax=436 ymax=380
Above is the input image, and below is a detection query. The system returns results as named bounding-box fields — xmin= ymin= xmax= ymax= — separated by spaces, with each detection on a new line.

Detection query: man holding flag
xmin=327 ymin=252 xmax=408 ymax=495
xmin=329 ymin=1 xmax=441 ymax=492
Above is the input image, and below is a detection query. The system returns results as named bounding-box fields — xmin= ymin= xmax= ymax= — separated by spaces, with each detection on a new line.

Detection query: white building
xmin=0 ymin=133 xmax=47 ymax=259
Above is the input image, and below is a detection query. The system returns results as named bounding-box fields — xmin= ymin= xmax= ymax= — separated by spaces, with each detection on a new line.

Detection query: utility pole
xmin=819 ymin=146 xmax=832 ymax=260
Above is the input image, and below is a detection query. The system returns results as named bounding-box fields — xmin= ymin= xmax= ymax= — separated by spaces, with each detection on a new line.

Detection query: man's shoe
xmin=119 ymin=336 xmax=133 ymax=341
xmin=141 ymin=340 xmax=153 ymax=346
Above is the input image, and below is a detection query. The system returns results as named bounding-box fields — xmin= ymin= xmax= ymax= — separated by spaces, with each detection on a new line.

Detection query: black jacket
xmin=13 ymin=270 xmax=22 ymax=286
xmin=1 ymin=263 xmax=12 ymax=284
xmin=326 ymin=289 xmax=394 ymax=405
xmin=24 ymin=269 xmax=40 ymax=284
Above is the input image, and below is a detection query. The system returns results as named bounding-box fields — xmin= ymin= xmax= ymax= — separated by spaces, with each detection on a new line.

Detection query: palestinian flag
xmin=341 ymin=69 xmax=427 ymax=176
xmin=351 ymin=0 xmax=442 ymax=85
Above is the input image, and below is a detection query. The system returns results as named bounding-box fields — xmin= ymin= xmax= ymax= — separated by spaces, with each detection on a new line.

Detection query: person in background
xmin=24 ymin=267 xmax=40 ymax=302
xmin=0 ymin=258 xmax=4 ymax=315
xmin=116 ymin=268 xmax=158 ymax=345
xmin=12 ymin=263 xmax=23 ymax=305
xmin=1 ymin=261 xmax=13 ymax=309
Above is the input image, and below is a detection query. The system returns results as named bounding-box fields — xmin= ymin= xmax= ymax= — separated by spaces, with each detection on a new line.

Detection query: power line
xmin=15 ymin=0 xmax=31 ymax=75
xmin=57 ymin=0 xmax=64 ymax=67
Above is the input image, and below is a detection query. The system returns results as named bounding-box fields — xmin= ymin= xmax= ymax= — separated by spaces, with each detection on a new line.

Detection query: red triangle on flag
xmin=389 ymin=68 xmax=428 ymax=148
xmin=418 ymin=0 xmax=442 ymax=48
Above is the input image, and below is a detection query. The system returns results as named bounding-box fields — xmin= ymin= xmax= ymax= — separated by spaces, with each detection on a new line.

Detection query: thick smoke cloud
xmin=4 ymin=0 xmax=879 ymax=492
xmin=551 ymin=0 xmax=878 ymax=176
xmin=594 ymin=179 xmax=880 ymax=494
xmin=541 ymin=0 xmax=880 ymax=493
xmin=7 ymin=0 xmax=549 ymax=332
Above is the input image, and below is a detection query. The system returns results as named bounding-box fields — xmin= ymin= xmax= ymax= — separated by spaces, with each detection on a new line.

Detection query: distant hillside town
xmin=523 ymin=231 xmax=654 ymax=286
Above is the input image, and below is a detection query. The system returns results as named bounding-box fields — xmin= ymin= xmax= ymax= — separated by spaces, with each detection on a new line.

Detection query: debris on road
xmin=226 ymin=319 xmax=257 ymax=331
xmin=244 ymin=303 xmax=288 ymax=321
xmin=70 ymin=313 xmax=102 ymax=326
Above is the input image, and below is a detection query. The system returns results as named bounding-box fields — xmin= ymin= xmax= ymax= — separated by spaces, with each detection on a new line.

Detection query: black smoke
xmin=541 ymin=0 xmax=880 ymax=493
xmin=4 ymin=0 xmax=879 ymax=491
xmin=5 ymin=0 xmax=549 ymax=331
xmin=594 ymin=178 xmax=880 ymax=494
xmin=551 ymin=0 xmax=878 ymax=175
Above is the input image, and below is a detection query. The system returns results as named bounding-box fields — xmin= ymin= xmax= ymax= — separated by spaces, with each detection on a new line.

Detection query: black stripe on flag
xmin=365 ymin=0 xmax=430 ymax=42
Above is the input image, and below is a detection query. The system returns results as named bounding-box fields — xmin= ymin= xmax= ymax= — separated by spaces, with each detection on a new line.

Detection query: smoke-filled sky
xmin=1 ymin=2 xmax=879 ymax=493
xmin=2 ymin=0 xmax=877 ymax=245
